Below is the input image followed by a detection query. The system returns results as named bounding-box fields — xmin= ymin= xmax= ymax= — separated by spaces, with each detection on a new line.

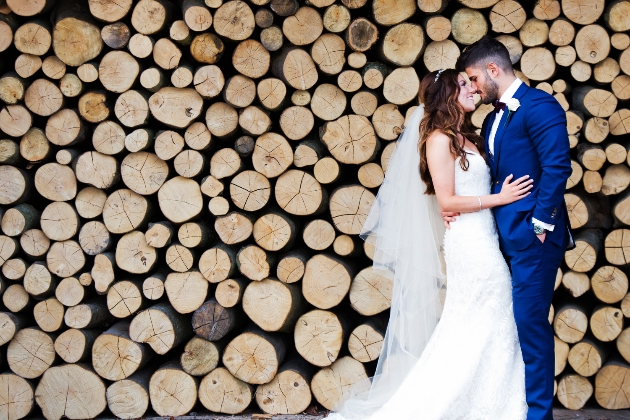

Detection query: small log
xmin=35 ymin=364 xmax=107 ymax=419
xmin=239 ymin=105 xmax=272 ymax=136
xmin=206 ymin=103 xmax=239 ymax=139
xmin=224 ymin=75 xmax=256 ymax=108
xmin=451 ymin=8 xmax=487 ymax=45
xmin=257 ymin=77 xmax=287 ymax=111
xmin=256 ymin=357 xmax=315 ymax=415
xmin=24 ymin=261 xmax=57 ymax=299
xmin=185 ymin=122 xmax=212 ymax=150
xmin=99 ymin=51 xmax=139 ymax=93
xmin=229 ymin=170 xmax=271 ymax=211
xmin=272 ymin=47 xmax=318 ymax=90
xmin=330 ymin=185 xmax=376 ymax=234
xmin=78 ymin=91 xmax=111 ymax=123
xmin=164 ymin=271 xmax=208 ymax=313
xmin=183 ymin=0 xmax=213 ymax=32
xmin=236 ymin=244 xmax=275 ymax=281
xmin=181 ymin=336 xmax=224 ymax=376
xmin=92 ymin=253 xmax=115 ymax=294
xmin=106 ymin=370 xmax=151 ymax=419
xmin=115 ymin=231 xmax=157 ymax=275
xmin=128 ymin=33 xmax=154 ymax=58
xmin=199 ymin=244 xmax=237 ymax=283
xmin=107 ymin=280 xmax=145 ymax=318
xmin=215 ymin=278 xmax=248 ymax=308
xmin=602 ymin=164 xmax=630 ymax=195
xmin=348 ymin=317 xmax=386 ymax=363
xmin=282 ymin=6 xmax=322 ymax=46
xmin=0 ymin=373 xmax=34 ymax=420
xmin=584 ymin=117 xmax=610 ymax=144
xmin=75 ymin=152 xmax=119 ymax=190
xmin=605 ymin=229 xmax=630 ymax=267
xmin=143 ymin=273 xmax=165 ymax=300
xmin=303 ymin=219 xmax=335 ymax=250
xmin=2 ymin=257 xmax=26 ymax=281
xmin=294 ymin=139 xmax=326 ymax=168
xmin=198 ymin=367 xmax=253 ymax=414
xmin=565 ymin=190 xmax=611 ymax=230
xmin=129 ymin=303 xmax=193 ymax=355
xmin=35 ymin=163 xmax=77 ymax=201
xmin=490 ymin=0 xmax=526 ymax=33
xmin=573 ymin=86 xmax=618 ymax=118
xmin=3 ymin=284 xmax=31 ymax=313
xmin=0 ymin=312 xmax=29 ymax=346
xmin=323 ymin=4 xmax=350 ymax=33
xmin=520 ymin=18 xmax=550 ymax=47
xmin=275 ymin=250 xmax=308 ymax=283
xmin=55 ymin=276 xmax=88 ymax=307
xmin=554 ymin=303 xmax=589 ymax=344
xmin=76 ymin=62 xmax=99 ymax=83
xmin=131 ymin=0 xmax=173 ymax=35
xmin=192 ymin=298 xmax=247 ymax=341
xmin=270 ymin=0 xmax=299 ymax=16
xmin=215 ymin=212 xmax=254 ymax=245
xmin=7 ymin=328 xmax=55 ymax=379
xmin=313 ymin=156 xmax=341 ymax=184
xmin=253 ymin=212 xmax=297 ymax=251
xmin=591 ymin=265 xmax=629 ymax=304
xmin=223 ymin=326 xmax=286 ymax=384
xmin=14 ymin=54 xmax=42 ymax=79
xmin=562 ymin=270 xmax=590 ymax=298
xmin=557 ymin=373 xmax=593 ymax=410
xmin=14 ymin=20 xmax=52 ymax=56
xmin=618 ymin=327 xmax=630 ymax=364
xmin=252 ymin=132 xmax=293 ymax=177
xmin=520 ymin=47 xmax=556 ymax=81
xmin=337 ymin=70 xmax=362 ymax=92
xmin=350 ymin=267 xmax=393 ymax=316
xmin=33 ymin=298 xmax=64 ymax=332
xmin=564 ymin=229 xmax=603 ymax=273
xmin=295 ymin=309 xmax=349 ymax=367
xmin=92 ymin=120 xmax=125 ymax=155
xmin=64 ymin=300 xmax=113 ymax=329
xmin=92 ymin=320 xmax=152 ymax=381
xmin=24 ymin=78 xmax=63 ymax=117
xmin=140 ymin=67 xmax=165 ymax=92
xmin=345 ymin=18 xmax=377 ymax=52
xmin=154 ymin=130 xmax=184 ymax=160
xmin=568 ymin=337 xmax=608 ymax=377
xmin=121 ymin=152 xmax=168 ymax=195
xmin=52 ymin=0 xmax=103 ymax=66
xmin=103 ymin=189 xmax=150 ymax=234
xmin=79 ymin=221 xmax=113 ymax=255
xmin=1 ymin=204 xmax=38 ymax=237
xmin=0 ymin=105 xmax=32 ymax=138
xmin=54 ymin=328 xmax=98 ymax=364
xmin=40 ymin=202 xmax=79 ymax=243
xmin=157 ymin=176 xmax=203 ymax=223
xmin=311 ymin=33 xmax=345 ymax=75
xmin=591 ymin=306 xmax=624 ymax=342
xmin=243 ymin=278 xmax=304 ymax=332
xmin=303 ymin=254 xmax=353 ymax=309
xmin=88 ymin=0 xmax=133 ymax=23
xmin=213 ymin=0 xmax=255 ymax=41
xmin=311 ymin=356 xmax=368 ymax=411
xmin=382 ymin=23 xmax=424 ymax=66
xmin=149 ymin=87 xmax=203 ymax=129
xmin=595 ymin=359 xmax=630 ymax=409
xmin=320 ymin=114 xmax=378 ymax=164
xmin=115 ymin=90 xmax=150 ymax=128
xmin=174 ymin=149 xmax=207 ymax=178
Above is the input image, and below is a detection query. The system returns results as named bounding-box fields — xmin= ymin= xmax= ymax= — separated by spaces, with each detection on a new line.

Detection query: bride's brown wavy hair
xmin=418 ymin=69 xmax=486 ymax=195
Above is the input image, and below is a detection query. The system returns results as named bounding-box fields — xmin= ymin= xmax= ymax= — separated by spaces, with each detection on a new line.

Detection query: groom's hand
xmin=441 ymin=211 xmax=460 ymax=229
xmin=537 ymin=232 xmax=546 ymax=243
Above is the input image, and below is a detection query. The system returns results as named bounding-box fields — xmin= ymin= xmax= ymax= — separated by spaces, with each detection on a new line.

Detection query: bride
xmin=326 ymin=69 xmax=531 ymax=420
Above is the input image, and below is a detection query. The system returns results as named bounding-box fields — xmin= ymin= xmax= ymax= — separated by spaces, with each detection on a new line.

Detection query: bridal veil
xmin=331 ymin=105 xmax=447 ymax=419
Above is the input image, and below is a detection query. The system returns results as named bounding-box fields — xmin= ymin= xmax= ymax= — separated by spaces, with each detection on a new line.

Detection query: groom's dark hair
xmin=457 ymin=36 xmax=514 ymax=74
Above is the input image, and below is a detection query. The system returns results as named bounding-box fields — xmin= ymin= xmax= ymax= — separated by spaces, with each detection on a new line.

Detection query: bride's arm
xmin=426 ymin=132 xmax=532 ymax=213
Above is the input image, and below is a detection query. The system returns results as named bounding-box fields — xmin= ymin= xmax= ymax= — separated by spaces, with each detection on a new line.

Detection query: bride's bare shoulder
xmin=425 ymin=130 xmax=451 ymax=149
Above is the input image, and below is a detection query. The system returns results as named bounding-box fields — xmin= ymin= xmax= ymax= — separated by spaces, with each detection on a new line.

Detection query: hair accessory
xmin=434 ymin=69 xmax=445 ymax=83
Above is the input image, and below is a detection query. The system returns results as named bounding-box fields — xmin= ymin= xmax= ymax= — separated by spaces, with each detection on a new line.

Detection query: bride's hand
xmin=499 ymin=174 xmax=533 ymax=205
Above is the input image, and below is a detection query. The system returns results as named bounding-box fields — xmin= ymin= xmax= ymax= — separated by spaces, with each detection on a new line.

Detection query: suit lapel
xmin=493 ymin=82 xmax=529 ymax=168
xmin=482 ymin=111 xmax=496 ymax=176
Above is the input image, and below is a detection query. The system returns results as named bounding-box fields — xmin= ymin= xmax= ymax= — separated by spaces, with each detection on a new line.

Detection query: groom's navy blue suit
xmin=481 ymin=82 xmax=572 ymax=420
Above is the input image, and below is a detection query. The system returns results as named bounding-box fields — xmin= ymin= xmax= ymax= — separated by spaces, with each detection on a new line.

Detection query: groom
xmin=448 ymin=37 xmax=573 ymax=420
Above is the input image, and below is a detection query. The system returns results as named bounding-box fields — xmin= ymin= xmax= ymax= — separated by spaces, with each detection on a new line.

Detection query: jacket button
xmin=495 ymin=181 xmax=500 ymax=185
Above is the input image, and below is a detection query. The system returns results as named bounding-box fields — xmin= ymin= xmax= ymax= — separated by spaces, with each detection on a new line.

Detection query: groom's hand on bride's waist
xmin=441 ymin=211 xmax=460 ymax=229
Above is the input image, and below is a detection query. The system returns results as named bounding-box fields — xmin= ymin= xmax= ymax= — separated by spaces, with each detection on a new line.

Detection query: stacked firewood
xmin=0 ymin=0 xmax=629 ymax=418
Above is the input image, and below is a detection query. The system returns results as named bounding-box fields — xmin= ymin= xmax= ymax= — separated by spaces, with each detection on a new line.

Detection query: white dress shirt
xmin=488 ymin=78 xmax=554 ymax=232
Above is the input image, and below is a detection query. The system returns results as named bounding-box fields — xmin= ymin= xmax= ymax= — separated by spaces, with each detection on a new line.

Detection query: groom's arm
xmin=526 ymin=94 xmax=572 ymax=227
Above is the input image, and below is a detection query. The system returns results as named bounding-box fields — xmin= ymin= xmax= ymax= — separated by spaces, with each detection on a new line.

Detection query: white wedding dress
xmin=328 ymin=150 xmax=527 ymax=420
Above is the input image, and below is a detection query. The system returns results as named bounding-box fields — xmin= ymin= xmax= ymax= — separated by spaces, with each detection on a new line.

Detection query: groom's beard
xmin=480 ymin=76 xmax=500 ymax=104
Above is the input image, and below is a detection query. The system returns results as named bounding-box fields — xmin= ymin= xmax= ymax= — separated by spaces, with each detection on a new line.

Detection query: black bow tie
xmin=494 ymin=100 xmax=507 ymax=113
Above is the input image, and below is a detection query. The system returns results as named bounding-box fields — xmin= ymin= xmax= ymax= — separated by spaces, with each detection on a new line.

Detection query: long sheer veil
xmin=330 ymin=105 xmax=447 ymax=419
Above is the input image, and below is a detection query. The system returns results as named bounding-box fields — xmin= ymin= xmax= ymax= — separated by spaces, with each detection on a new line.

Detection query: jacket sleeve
xmin=526 ymin=93 xmax=572 ymax=226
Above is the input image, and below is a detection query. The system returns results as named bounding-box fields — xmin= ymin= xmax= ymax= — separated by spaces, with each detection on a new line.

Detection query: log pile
xmin=0 ymin=0 xmax=629 ymax=417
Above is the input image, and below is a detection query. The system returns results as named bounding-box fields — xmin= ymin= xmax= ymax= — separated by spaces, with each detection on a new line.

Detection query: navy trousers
xmin=500 ymin=235 xmax=565 ymax=420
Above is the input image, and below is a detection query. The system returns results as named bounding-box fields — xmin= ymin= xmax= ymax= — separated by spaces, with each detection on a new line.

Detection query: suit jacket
xmin=481 ymin=82 xmax=573 ymax=251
